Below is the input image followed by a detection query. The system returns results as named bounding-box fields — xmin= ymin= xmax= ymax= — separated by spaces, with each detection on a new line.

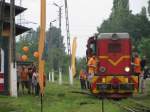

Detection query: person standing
xmin=28 ymin=66 xmax=33 ymax=94
xmin=141 ymin=56 xmax=147 ymax=71
xmin=32 ymin=69 xmax=38 ymax=95
xmin=79 ymin=70 xmax=86 ymax=89
xmin=87 ymin=55 xmax=97 ymax=89
xmin=35 ymin=70 xmax=40 ymax=96
xmin=133 ymin=53 xmax=143 ymax=93
xmin=133 ymin=53 xmax=141 ymax=75
xmin=17 ymin=67 xmax=21 ymax=95
xmin=20 ymin=66 xmax=29 ymax=94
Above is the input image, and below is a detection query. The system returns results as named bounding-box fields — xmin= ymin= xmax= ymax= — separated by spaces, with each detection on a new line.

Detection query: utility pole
xmin=64 ymin=0 xmax=71 ymax=57
xmin=0 ymin=0 xmax=5 ymax=35
xmin=49 ymin=19 xmax=56 ymax=72
xmin=53 ymin=3 xmax=63 ymax=74
xmin=53 ymin=3 xmax=62 ymax=48
xmin=19 ymin=0 xmax=22 ymax=25
xmin=64 ymin=0 xmax=72 ymax=85
xmin=10 ymin=0 xmax=17 ymax=97
xmin=10 ymin=0 xmax=15 ymax=67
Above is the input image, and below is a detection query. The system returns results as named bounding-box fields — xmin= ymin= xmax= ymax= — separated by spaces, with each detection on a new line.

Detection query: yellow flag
xmin=71 ymin=37 xmax=77 ymax=77
xmin=38 ymin=0 xmax=46 ymax=95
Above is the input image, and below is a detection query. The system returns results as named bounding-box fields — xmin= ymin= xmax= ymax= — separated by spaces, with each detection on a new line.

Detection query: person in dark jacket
xmin=141 ymin=56 xmax=147 ymax=71
xmin=79 ymin=70 xmax=87 ymax=89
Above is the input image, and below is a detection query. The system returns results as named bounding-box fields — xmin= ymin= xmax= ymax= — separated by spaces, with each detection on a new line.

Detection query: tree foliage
xmin=148 ymin=0 xmax=150 ymax=16
xmin=76 ymin=57 xmax=86 ymax=76
xmin=98 ymin=0 xmax=150 ymax=44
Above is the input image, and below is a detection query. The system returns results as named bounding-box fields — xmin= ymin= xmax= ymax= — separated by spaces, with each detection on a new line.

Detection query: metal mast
xmin=64 ymin=0 xmax=71 ymax=56
xmin=53 ymin=3 xmax=62 ymax=49
xmin=19 ymin=0 xmax=22 ymax=25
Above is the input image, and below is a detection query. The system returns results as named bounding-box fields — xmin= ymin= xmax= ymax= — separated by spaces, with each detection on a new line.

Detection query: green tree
xmin=46 ymin=26 xmax=67 ymax=73
xmin=112 ymin=0 xmax=129 ymax=17
xmin=148 ymin=0 xmax=150 ymax=16
xmin=139 ymin=38 xmax=150 ymax=64
xmin=141 ymin=7 xmax=147 ymax=16
xmin=76 ymin=57 xmax=86 ymax=77
xmin=98 ymin=0 xmax=150 ymax=46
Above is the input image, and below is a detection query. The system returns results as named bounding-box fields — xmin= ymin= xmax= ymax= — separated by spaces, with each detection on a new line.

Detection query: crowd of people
xmin=79 ymin=53 xmax=97 ymax=90
xmin=17 ymin=64 xmax=41 ymax=96
xmin=132 ymin=53 xmax=149 ymax=94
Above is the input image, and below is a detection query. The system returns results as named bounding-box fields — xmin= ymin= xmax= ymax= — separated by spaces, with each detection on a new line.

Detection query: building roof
xmin=3 ymin=21 xmax=31 ymax=36
xmin=0 ymin=2 xmax=30 ymax=36
xmin=0 ymin=1 xmax=26 ymax=16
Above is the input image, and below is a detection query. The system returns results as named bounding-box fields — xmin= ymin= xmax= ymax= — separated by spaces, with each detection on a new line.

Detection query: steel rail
xmin=109 ymin=100 xmax=147 ymax=112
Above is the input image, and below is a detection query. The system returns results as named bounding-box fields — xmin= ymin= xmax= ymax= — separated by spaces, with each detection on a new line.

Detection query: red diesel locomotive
xmin=86 ymin=33 xmax=139 ymax=98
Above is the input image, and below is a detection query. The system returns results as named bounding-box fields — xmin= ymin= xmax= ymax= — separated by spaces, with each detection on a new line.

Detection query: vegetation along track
xmin=110 ymin=99 xmax=150 ymax=112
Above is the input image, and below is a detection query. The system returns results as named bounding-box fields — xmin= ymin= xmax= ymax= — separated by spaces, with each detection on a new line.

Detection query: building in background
xmin=0 ymin=1 xmax=30 ymax=95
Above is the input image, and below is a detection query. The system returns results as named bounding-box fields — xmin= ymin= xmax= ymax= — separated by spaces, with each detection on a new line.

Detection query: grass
xmin=0 ymin=78 xmax=149 ymax=112
xmin=0 ymin=79 xmax=121 ymax=112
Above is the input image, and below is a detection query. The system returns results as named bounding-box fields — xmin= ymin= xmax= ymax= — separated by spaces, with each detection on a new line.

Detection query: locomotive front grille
xmin=119 ymin=83 xmax=134 ymax=91
xmin=96 ymin=83 xmax=135 ymax=91
xmin=96 ymin=83 xmax=111 ymax=90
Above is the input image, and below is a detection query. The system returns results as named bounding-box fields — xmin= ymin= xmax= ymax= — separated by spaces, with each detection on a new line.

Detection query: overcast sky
xmin=14 ymin=0 xmax=149 ymax=57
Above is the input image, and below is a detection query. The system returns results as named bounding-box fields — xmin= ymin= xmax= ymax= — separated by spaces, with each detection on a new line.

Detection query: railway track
xmin=127 ymin=99 xmax=150 ymax=112
xmin=110 ymin=99 xmax=150 ymax=112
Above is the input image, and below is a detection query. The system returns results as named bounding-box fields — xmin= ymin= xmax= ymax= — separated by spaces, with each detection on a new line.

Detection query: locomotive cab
xmin=89 ymin=33 xmax=139 ymax=98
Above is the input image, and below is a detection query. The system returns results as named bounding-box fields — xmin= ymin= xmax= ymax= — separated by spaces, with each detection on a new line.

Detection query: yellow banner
xmin=71 ymin=37 xmax=77 ymax=77
xmin=38 ymin=0 xmax=46 ymax=95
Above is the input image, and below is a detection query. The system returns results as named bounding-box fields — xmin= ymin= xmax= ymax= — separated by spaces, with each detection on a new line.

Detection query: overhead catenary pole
xmin=53 ymin=3 xmax=62 ymax=72
xmin=19 ymin=0 xmax=22 ymax=25
xmin=53 ymin=3 xmax=62 ymax=48
xmin=64 ymin=0 xmax=71 ymax=56
xmin=64 ymin=0 xmax=72 ymax=85
xmin=49 ymin=19 xmax=56 ymax=73
xmin=59 ymin=6 xmax=62 ymax=37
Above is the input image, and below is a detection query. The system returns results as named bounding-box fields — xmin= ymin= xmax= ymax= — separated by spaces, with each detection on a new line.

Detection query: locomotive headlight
xmin=124 ymin=67 xmax=130 ymax=72
xmin=100 ymin=66 xmax=106 ymax=73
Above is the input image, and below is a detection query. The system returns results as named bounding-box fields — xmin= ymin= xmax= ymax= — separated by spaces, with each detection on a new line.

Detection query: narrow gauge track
xmin=110 ymin=100 xmax=150 ymax=112
xmin=127 ymin=99 xmax=150 ymax=112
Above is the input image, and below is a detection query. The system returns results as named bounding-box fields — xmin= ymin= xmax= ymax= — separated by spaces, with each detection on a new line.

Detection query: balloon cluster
xmin=21 ymin=46 xmax=39 ymax=62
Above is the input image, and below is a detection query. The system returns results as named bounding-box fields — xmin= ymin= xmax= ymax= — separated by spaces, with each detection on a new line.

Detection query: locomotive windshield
xmin=108 ymin=43 xmax=121 ymax=53
xmin=90 ymin=43 xmax=96 ymax=54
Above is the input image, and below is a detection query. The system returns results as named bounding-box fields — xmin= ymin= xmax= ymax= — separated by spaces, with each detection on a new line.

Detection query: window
xmin=0 ymin=48 xmax=4 ymax=73
xmin=90 ymin=43 xmax=96 ymax=54
xmin=108 ymin=43 xmax=121 ymax=53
